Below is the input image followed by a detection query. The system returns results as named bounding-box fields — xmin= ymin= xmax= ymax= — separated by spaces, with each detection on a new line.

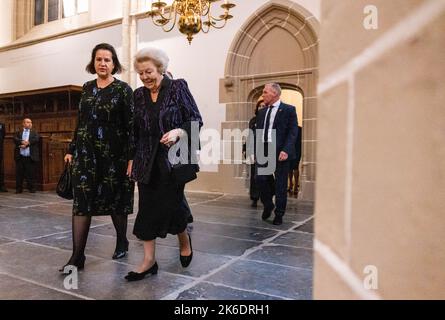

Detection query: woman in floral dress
xmin=60 ymin=43 xmax=134 ymax=274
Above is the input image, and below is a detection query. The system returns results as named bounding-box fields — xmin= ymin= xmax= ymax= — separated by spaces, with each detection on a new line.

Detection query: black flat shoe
xmin=59 ymin=255 xmax=85 ymax=275
xmin=112 ymin=241 xmax=129 ymax=260
xmin=125 ymin=262 xmax=158 ymax=281
xmin=180 ymin=233 xmax=193 ymax=268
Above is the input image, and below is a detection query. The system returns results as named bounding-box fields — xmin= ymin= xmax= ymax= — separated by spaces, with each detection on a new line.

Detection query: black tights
xmin=67 ymin=215 xmax=91 ymax=265
xmin=67 ymin=214 xmax=129 ymax=264
xmin=111 ymin=214 xmax=129 ymax=252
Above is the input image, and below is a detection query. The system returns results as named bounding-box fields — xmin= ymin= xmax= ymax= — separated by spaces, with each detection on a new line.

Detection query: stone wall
xmin=314 ymin=0 xmax=445 ymax=299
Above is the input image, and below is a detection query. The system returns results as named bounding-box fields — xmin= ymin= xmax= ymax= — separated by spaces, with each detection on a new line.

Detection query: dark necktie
xmin=263 ymin=106 xmax=273 ymax=142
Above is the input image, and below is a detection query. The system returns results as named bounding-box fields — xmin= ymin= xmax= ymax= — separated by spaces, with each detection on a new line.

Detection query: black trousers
xmin=257 ymin=161 xmax=290 ymax=217
xmin=15 ymin=156 xmax=36 ymax=191
xmin=256 ymin=142 xmax=290 ymax=217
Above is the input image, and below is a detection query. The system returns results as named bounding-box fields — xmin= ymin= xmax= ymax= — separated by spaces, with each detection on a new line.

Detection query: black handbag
xmin=56 ymin=163 xmax=73 ymax=200
xmin=172 ymin=163 xmax=199 ymax=185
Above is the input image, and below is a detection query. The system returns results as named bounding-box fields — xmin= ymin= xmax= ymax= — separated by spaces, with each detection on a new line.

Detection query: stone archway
xmin=219 ymin=0 xmax=319 ymax=200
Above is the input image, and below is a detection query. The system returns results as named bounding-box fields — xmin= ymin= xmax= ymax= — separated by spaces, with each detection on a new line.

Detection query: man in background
xmin=14 ymin=118 xmax=40 ymax=193
xmin=255 ymin=83 xmax=298 ymax=225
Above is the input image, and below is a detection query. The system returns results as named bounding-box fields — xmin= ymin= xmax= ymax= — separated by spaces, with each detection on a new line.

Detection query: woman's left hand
xmin=160 ymin=128 xmax=185 ymax=147
xmin=126 ymin=160 xmax=133 ymax=177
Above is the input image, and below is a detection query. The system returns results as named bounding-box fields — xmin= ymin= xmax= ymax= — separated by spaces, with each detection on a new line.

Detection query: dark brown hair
xmin=255 ymin=98 xmax=265 ymax=116
xmin=85 ymin=43 xmax=123 ymax=75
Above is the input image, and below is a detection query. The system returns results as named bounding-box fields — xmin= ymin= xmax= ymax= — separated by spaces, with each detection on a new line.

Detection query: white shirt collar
xmin=271 ymin=99 xmax=281 ymax=108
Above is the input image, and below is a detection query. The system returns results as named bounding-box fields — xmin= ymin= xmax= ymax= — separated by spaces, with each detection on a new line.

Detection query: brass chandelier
xmin=148 ymin=0 xmax=236 ymax=44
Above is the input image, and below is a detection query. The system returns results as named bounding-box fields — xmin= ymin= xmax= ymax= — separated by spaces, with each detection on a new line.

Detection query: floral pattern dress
xmin=69 ymin=79 xmax=135 ymax=216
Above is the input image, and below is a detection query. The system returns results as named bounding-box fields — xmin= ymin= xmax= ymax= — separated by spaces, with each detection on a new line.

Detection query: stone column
xmin=121 ymin=0 xmax=137 ymax=87
xmin=14 ymin=0 xmax=32 ymax=40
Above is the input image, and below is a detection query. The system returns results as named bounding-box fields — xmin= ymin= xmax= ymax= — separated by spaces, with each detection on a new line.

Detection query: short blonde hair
xmin=133 ymin=47 xmax=169 ymax=74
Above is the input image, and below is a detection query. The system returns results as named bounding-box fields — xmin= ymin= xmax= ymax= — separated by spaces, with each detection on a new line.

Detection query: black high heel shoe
xmin=59 ymin=255 xmax=85 ymax=275
xmin=112 ymin=240 xmax=129 ymax=260
xmin=180 ymin=233 xmax=193 ymax=268
xmin=125 ymin=262 xmax=158 ymax=281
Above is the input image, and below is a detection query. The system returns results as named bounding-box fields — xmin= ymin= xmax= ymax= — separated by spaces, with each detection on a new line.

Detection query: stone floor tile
xmin=245 ymin=245 xmax=313 ymax=270
xmin=176 ymin=282 xmax=280 ymax=300
xmin=271 ymin=231 xmax=313 ymax=249
xmin=206 ymin=260 xmax=312 ymax=300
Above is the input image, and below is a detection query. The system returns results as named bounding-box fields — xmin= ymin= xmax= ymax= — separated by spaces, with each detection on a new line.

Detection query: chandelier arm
xmin=156 ymin=5 xmax=176 ymax=21
xmin=209 ymin=19 xmax=228 ymax=29
xmin=151 ymin=14 xmax=168 ymax=27
xmin=201 ymin=4 xmax=213 ymax=32
xmin=201 ymin=0 xmax=210 ymax=16
xmin=204 ymin=18 xmax=228 ymax=30
xmin=201 ymin=20 xmax=210 ymax=33
xmin=208 ymin=14 xmax=228 ymax=22
xmin=162 ymin=9 xmax=178 ymax=32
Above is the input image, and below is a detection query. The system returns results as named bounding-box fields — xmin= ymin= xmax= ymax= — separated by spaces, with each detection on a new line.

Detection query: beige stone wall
xmin=315 ymin=0 xmax=445 ymax=299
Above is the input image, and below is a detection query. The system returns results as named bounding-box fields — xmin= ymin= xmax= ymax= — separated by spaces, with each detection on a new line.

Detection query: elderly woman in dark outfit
xmin=125 ymin=47 xmax=202 ymax=281
xmin=60 ymin=43 xmax=134 ymax=274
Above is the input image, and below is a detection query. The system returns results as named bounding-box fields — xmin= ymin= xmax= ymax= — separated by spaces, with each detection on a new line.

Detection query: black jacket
xmin=256 ymin=102 xmax=298 ymax=160
xmin=14 ymin=129 xmax=40 ymax=162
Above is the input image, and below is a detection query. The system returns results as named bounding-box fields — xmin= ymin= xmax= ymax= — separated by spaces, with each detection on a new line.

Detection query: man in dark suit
xmin=0 ymin=122 xmax=7 ymax=192
xmin=255 ymin=83 xmax=298 ymax=225
xmin=14 ymin=118 xmax=40 ymax=193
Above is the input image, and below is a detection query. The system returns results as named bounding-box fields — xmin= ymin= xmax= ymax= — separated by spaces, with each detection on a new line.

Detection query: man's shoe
xmin=15 ymin=189 xmax=22 ymax=194
xmin=262 ymin=206 xmax=274 ymax=220
xmin=251 ymin=200 xmax=258 ymax=208
xmin=0 ymin=188 xmax=8 ymax=192
xmin=273 ymin=215 xmax=283 ymax=225
xmin=29 ymin=189 xmax=36 ymax=193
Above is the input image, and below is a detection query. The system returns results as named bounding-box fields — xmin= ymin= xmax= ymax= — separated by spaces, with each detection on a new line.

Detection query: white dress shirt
xmin=262 ymin=99 xmax=281 ymax=143
xmin=20 ymin=129 xmax=30 ymax=157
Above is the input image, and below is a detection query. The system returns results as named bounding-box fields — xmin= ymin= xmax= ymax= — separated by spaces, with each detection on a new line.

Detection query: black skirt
xmin=133 ymin=145 xmax=188 ymax=241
